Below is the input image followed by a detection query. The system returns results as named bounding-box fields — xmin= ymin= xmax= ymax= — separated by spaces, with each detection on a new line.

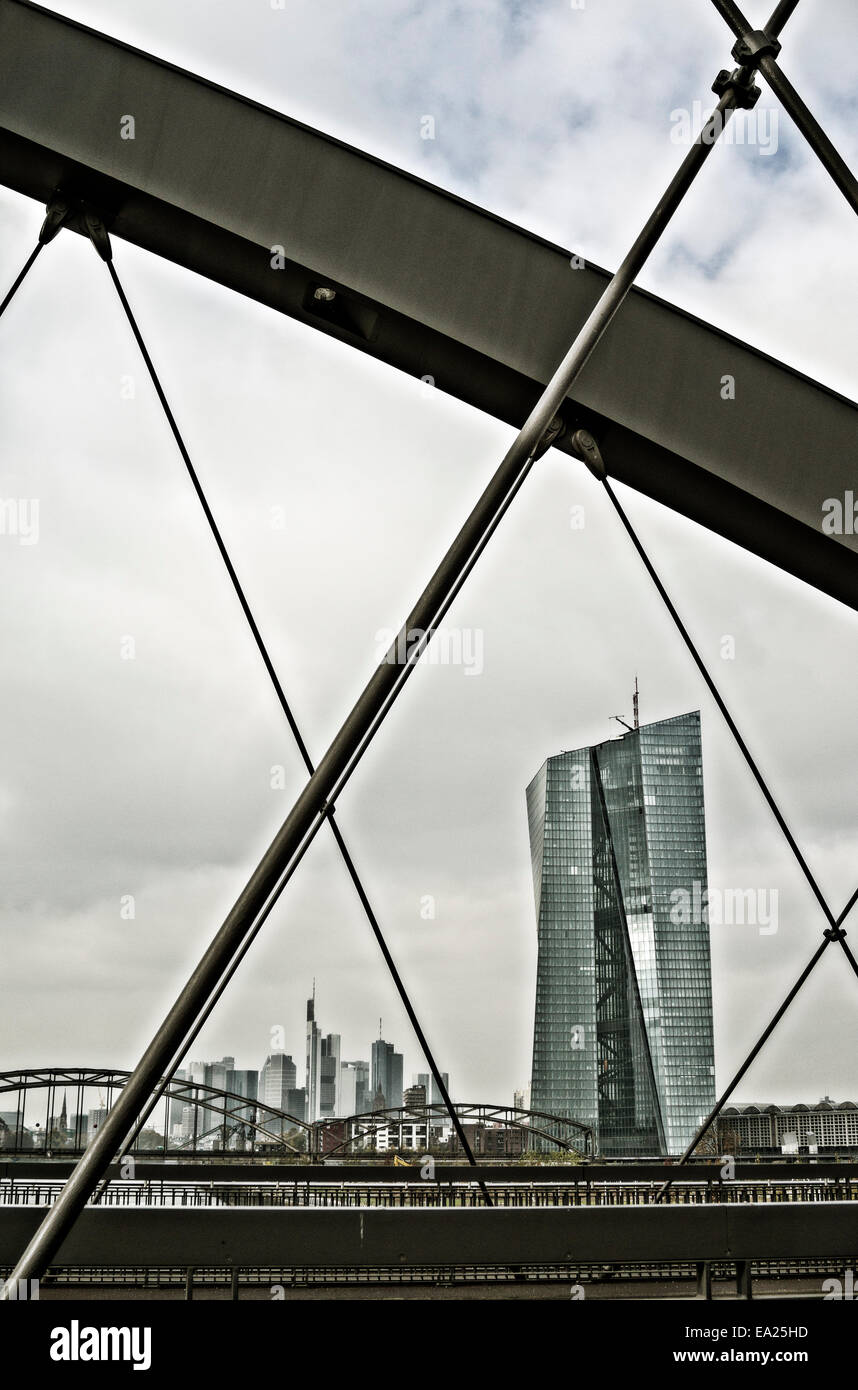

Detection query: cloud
xmin=1 ymin=0 xmax=857 ymax=1107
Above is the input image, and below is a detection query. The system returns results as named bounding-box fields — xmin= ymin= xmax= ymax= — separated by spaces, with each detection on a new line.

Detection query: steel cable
xmin=104 ymin=258 xmax=489 ymax=1193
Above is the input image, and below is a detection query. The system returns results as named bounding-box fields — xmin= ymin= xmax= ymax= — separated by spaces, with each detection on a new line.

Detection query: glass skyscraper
xmin=527 ymin=711 xmax=715 ymax=1156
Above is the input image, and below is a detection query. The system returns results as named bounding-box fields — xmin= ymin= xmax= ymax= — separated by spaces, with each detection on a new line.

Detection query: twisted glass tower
xmin=527 ymin=711 xmax=715 ymax=1156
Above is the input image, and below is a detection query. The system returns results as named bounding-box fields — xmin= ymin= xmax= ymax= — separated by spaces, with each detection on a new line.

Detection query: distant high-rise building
xmin=258 ymin=1054 xmax=302 ymax=1138
xmin=513 ymin=1084 xmax=531 ymax=1112
xmin=168 ymin=1067 xmax=189 ymax=1138
xmin=527 ymin=710 xmax=715 ymax=1157
xmin=306 ymin=994 xmax=322 ymax=1122
xmin=354 ymin=1061 xmax=370 ymax=1114
xmin=414 ymin=1071 xmax=449 ymax=1106
xmin=260 ymin=1053 xmax=297 ymax=1112
xmin=226 ymin=1068 xmax=258 ymax=1128
xmin=286 ymin=1087 xmax=307 ymax=1125
xmin=187 ymin=1055 xmax=236 ymax=1142
xmin=339 ymin=1061 xmax=370 ymax=1117
xmin=320 ymin=1034 xmax=341 ymax=1119
xmin=372 ymin=1038 xmax=403 ymax=1110
xmin=404 ymin=1084 xmax=426 ymax=1110
xmin=87 ymin=1106 xmax=108 ymax=1142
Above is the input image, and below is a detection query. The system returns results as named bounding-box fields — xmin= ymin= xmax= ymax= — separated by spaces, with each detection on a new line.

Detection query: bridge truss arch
xmin=0 ymin=1068 xmax=310 ymax=1157
xmin=315 ymin=1101 xmax=594 ymax=1159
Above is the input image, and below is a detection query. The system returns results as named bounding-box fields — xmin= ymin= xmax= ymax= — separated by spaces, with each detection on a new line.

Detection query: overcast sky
xmin=1 ymin=0 xmax=857 ymax=1117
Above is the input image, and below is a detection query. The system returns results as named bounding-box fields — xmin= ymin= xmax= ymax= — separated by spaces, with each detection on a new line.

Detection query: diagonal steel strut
xmin=710 ymin=0 xmax=858 ymax=217
xmin=101 ymin=254 xmax=488 ymax=1190
xmin=582 ymin=454 xmax=858 ymax=1190
xmin=0 ymin=29 xmax=787 ymax=1289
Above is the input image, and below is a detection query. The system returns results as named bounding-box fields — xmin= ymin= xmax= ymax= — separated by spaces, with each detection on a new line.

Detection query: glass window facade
xmin=528 ymin=711 xmax=715 ymax=1156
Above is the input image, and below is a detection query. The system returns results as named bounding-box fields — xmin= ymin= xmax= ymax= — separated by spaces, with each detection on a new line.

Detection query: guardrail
xmin=2 ymin=1177 xmax=858 ymax=1207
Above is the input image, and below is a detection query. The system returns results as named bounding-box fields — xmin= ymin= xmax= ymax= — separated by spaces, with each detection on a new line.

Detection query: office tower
xmin=179 ymin=1056 xmax=245 ymax=1144
xmin=306 ymin=995 xmax=322 ymax=1122
xmin=527 ymin=710 xmax=715 ymax=1157
xmin=319 ymin=1034 xmax=341 ymax=1119
xmin=260 ymin=1053 xmax=297 ymax=1111
xmin=197 ymin=1056 xmax=235 ymax=1141
xmin=372 ymin=1038 xmax=404 ymax=1110
xmin=168 ymin=1066 xmax=188 ymax=1138
xmin=404 ymin=1083 xmax=426 ymax=1109
xmin=286 ymin=1087 xmax=307 ymax=1125
xmin=226 ymin=1067 xmax=258 ymax=1128
xmin=185 ymin=1059 xmax=207 ymax=1138
xmin=339 ymin=1060 xmax=370 ymax=1117
xmin=414 ymin=1071 xmax=450 ymax=1106
xmin=354 ymin=1060 xmax=371 ymax=1114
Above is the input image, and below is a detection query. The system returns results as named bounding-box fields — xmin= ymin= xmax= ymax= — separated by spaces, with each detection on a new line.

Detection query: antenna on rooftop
xmin=611 ymin=677 xmax=640 ymax=734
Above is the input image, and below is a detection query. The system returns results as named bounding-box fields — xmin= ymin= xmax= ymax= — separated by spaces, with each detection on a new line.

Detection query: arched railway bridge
xmin=0 ymin=1069 xmax=593 ymax=1160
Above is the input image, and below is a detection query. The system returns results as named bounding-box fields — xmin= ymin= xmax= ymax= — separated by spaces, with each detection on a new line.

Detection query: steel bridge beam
xmin=0 ymin=1 xmax=856 ymax=607
xmin=4 ymin=1160 xmax=858 ymax=1183
xmin=0 ymin=1203 xmax=855 ymax=1267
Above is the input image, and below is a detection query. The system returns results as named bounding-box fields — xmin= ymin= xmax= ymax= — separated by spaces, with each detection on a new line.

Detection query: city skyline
xmin=179 ymin=993 xmax=426 ymax=1120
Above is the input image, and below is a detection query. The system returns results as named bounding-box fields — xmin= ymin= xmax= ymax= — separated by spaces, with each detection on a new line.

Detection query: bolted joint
xmin=39 ymin=191 xmax=74 ymax=245
xmin=38 ymin=191 xmax=114 ymax=259
xmin=712 ymin=67 xmax=761 ymax=109
xmin=824 ymin=925 xmax=847 ymax=942
xmin=731 ymin=28 xmax=781 ymax=69
xmin=83 ymin=207 xmax=112 ymax=262
xmin=571 ymin=428 xmax=606 ymax=480
xmin=531 ymin=414 xmax=565 ymax=460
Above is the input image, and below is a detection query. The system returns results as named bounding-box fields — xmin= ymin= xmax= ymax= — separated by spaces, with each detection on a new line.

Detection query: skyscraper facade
xmin=259 ymin=1053 xmax=297 ymax=1111
xmin=527 ymin=711 xmax=715 ymax=1157
xmin=339 ymin=1060 xmax=370 ymax=1117
xmin=226 ymin=1067 xmax=259 ymax=1127
xmin=414 ymin=1072 xmax=450 ymax=1106
xmin=371 ymin=1039 xmax=403 ymax=1109
xmin=319 ymin=1034 xmax=341 ymax=1119
xmin=306 ymin=996 xmax=322 ymax=1122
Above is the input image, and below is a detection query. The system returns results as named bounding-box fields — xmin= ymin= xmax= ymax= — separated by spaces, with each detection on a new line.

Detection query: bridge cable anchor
xmin=83 ymin=206 xmax=113 ymax=262
xmin=570 ymin=428 xmax=607 ymax=480
xmin=38 ymin=191 xmax=74 ymax=245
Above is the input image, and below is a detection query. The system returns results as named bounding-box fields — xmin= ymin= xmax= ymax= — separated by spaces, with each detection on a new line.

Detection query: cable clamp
xmin=571 ymin=428 xmax=607 ymax=480
xmin=712 ymin=66 xmax=762 ymax=110
xmin=824 ymin=925 xmax=847 ymax=942
xmin=531 ymin=414 xmax=565 ymax=460
xmin=731 ymin=28 xmax=782 ymax=68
